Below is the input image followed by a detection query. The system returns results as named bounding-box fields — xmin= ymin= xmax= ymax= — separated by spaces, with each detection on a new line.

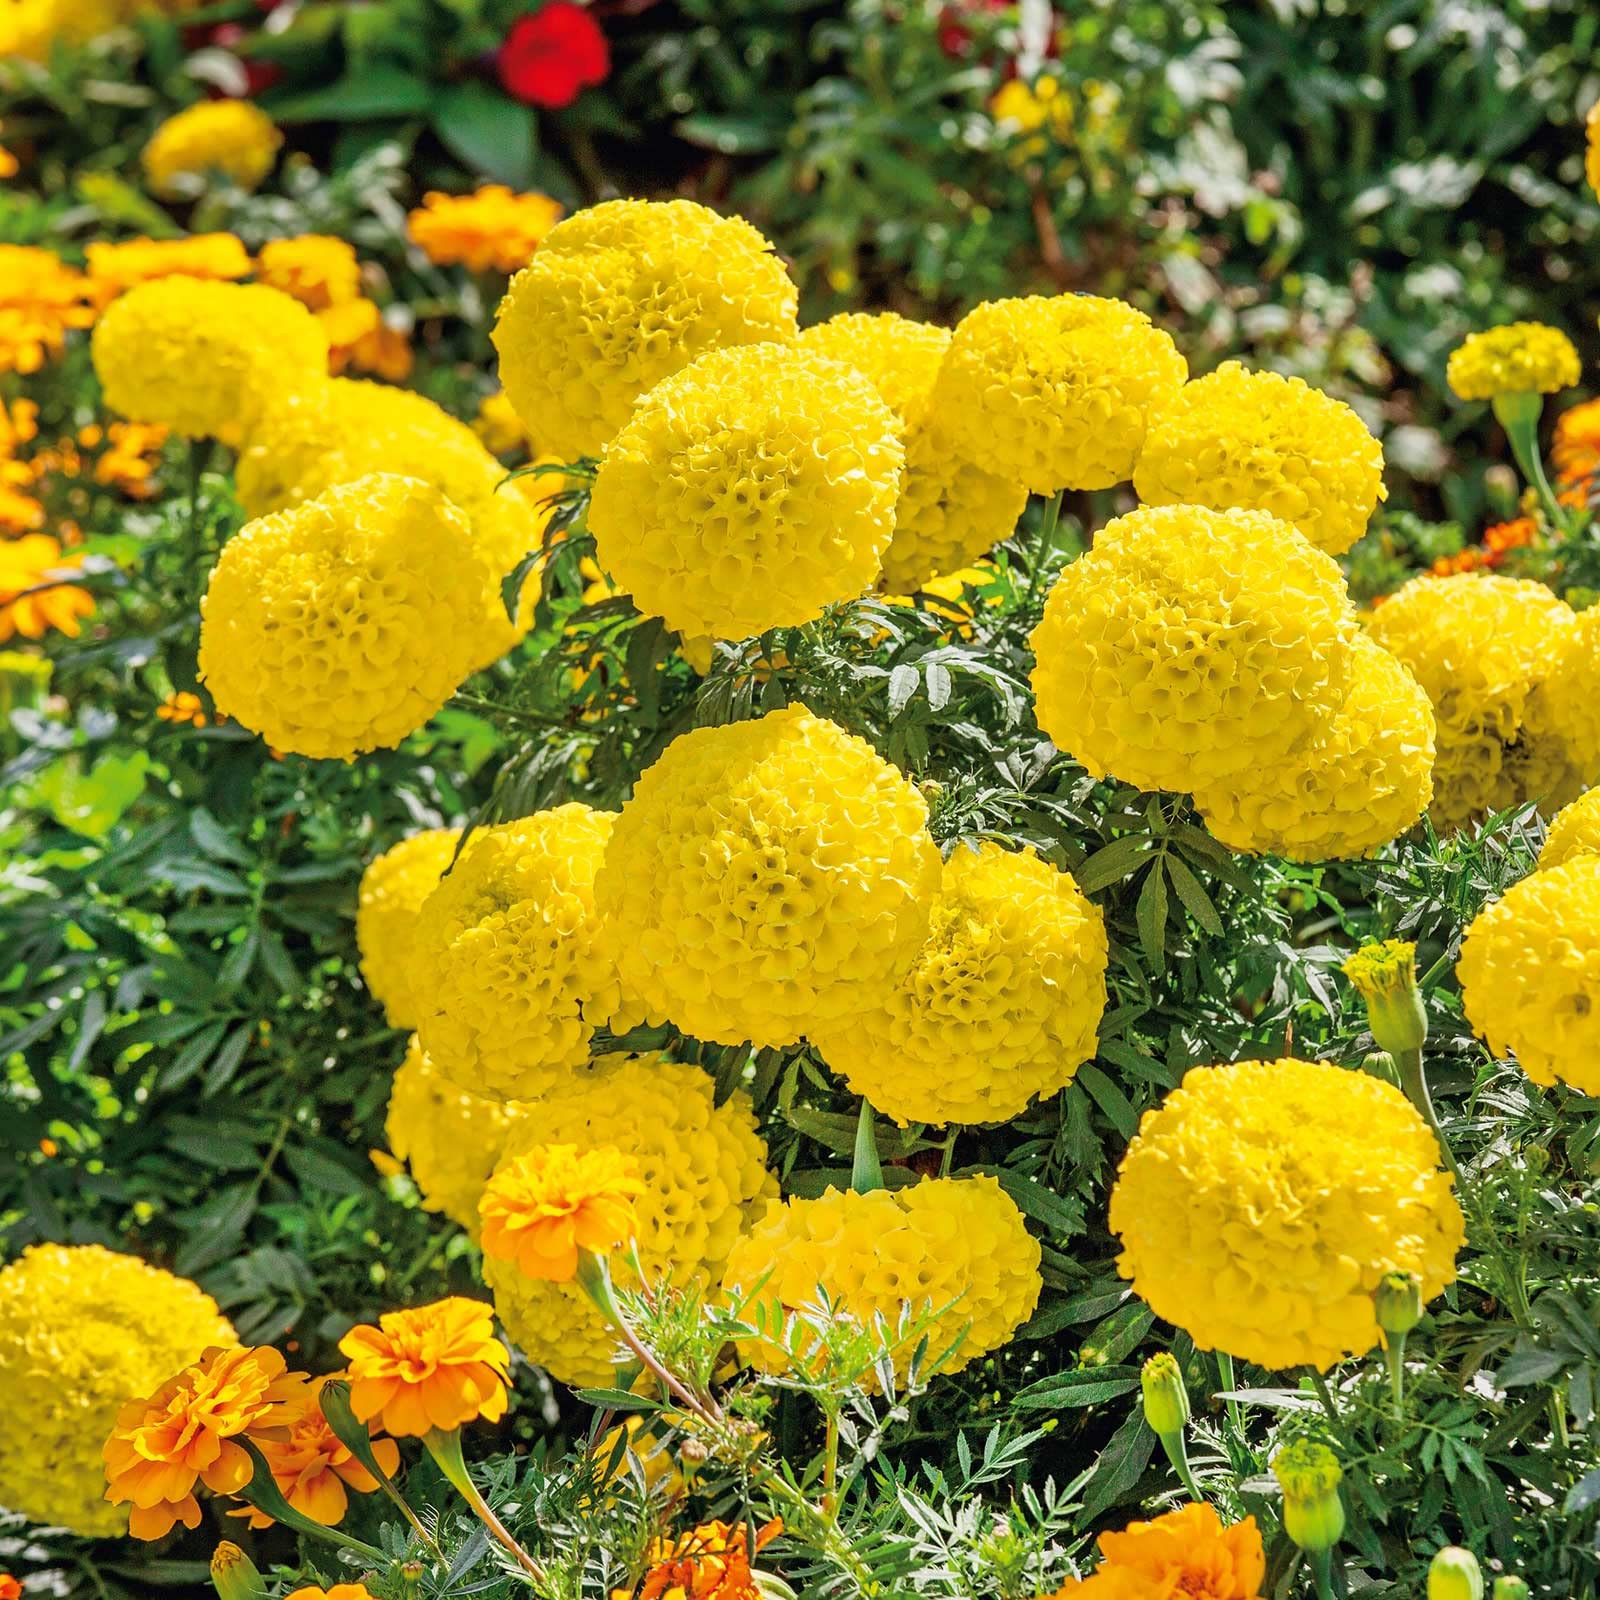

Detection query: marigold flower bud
xmin=1342 ymin=940 xmax=1427 ymax=1055
xmin=1140 ymin=1352 xmax=1190 ymax=1437
xmin=210 ymin=1541 xmax=267 ymax=1600
xmin=1428 ymin=1547 xmax=1485 ymax=1600
xmin=1362 ymin=1051 xmax=1401 ymax=1087
xmin=1374 ymin=1271 xmax=1423 ymax=1339
xmin=1492 ymin=1576 xmax=1530 ymax=1600
xmin=1271 ymin=1439 xmax=1345 ymax=1554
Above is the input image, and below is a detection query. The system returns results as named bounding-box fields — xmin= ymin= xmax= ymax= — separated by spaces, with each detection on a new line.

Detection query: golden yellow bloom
xmin=340 ymin=1297 xmax=509 ymax=1437
xmin=0 ymin=246 xmax=95 ymax=374
xmin=795 ymin=310 xmax=949 ymax=430
xmin=318 ymin=297 xmax=413 ymax=381
xmin=1134 ymin=361 xmax=1386 ymax=556
xmin=723 ymin=1175 xmax=1041 ymax=1382
xmin=256 ymin=234 xmax=362 ymax=310
xmin=285 ymin=1587 xmax=375 ymax=1600
xmin=1530 ymin=606 xmax=1600 ymax=788
xmin=1537 ymin=787 xmax=1600 ymax=870
xmin=0 ymin=0 xmax=120 ymax=59
xmin=356 ymin=828 xmax=462 ymax=1029
xmin=91 ymin=420 xmax=167 ymax=496
xmin=990 ymin=76 xmax=1074 ymax=161
xmin=589 ymin=342 xmax=903 ymax=639
xmin=1447 ymin=323 xmax=1580 ymax=401
xmin=1047 ymin=1503 xmax=1266 ymax=1600
xmin=492 ymin=198 xmax=798 ymax=460
xmin=142 ymin=100 xmax=282 ymax=198
xmin=1458 ymin=857 xmax=1600 ymax=1095
xmin=479 ymin=1143 xmax=643 ymax=1280
xmin=1031 ymin=504 xmax=1357 ymax=794
xmin=1588 ymin=99 xmax=1600 ymax=203
xmin=156 ymin=690 xmax=207 ymax=728
xmin=1109 ymin=1058 xmax=1463 ymax=1371
xmin=84 ymin=234 xmax=252 ymax=305
xmin=103 ymin=1345 xmax=287 ymax=1540
xmin=474 ymin=390 xmax=528 ymax=455
xmin=811 ymin=841 xmax=1108 ymax=1126
xmin=408 ymin=185 xmax=564 ymax=275
xmin=0 ymin=534 xmax=94 ymax=642
xmin=634 ymin=1519 xmax=782 ymax=1600
xmin=199 ymin=475 xmax=491 ymax=760
xmin=930 ymin=293 xmax=1187 ymax=494
xmin=596 ymin=706 xmax=940 ymax=1047
xmin=0 ymin=1243 xmax=234 ymax=1536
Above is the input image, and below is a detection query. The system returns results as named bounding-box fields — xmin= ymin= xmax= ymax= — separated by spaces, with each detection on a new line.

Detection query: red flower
xmin=937 ymin=0 xmax=1008 ymax=60
xmin=497 ymin=4 xmax=610 ymax=109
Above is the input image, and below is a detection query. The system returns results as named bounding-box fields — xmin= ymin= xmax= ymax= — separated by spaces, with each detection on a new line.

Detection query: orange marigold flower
xmin=633 ymin=1520 xmax=782 ymax=1600
xmin=478 ymin=1143 xmax=643 ymax=1282
xmin=339 ymin=1298 xmax=509 ymax=1437
xmin=319 ymin=299 xmax=414 ymax=381
xmin=256 ymin=235 xmax=362 ymax=311
xmin=0 ymin=535 xmax=94 ymax=642
xmin=85 ymin=234 xmax=253 ymax=306
xmin=102 ymin=1345 xmax=288 ymax=1541
xmin=156 ymin=691 xmax=207 ymax=727
xmin=1045 ymin=1503 xmax=1265 ymax=1600
xmin=94 ymin=421 xmax=168 ymax=498
xmin=407 ymin=186 xmax=564 ymax=274
xmin=0 ymin=1575 xmax=20 ymax=1600
xmin=0 ymin=247 xmax=95 ymax=374
xmin=285 ymin=1587 xmax=375 ymax=1600
xmin=1555 ymin=396 xmax=1600 ymax=490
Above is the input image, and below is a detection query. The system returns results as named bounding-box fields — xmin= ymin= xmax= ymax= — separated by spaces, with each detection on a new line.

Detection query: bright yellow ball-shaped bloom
xmin=596 ymin=706 xmax=941 ymax=1047
xmin=412 ymin=804 xmax=633 ymax=1101
xmin=1529 ymin=606 xmax=1600 ymax=790
xmin=722 ymin=1176 xmax=1041 ymax=1381
xmin=0 ymin=0 xmax=119 ymax=60
xmin=795 ymin=311 xmax=950 ymax=429
xmin=1030 ymin=505 xmax=1356 ymax=793
xmin=491 ymin=198 xmax=798 ymax=461
xmin=141 ymin=100 xmax=282 ymax=198
xmin=0 ymin=1243 xmax=235 ymax=1535
xmin=1458 ymin=859 xmax=1600 ymax=1095
xmin=92 ymin=276 xmax=328 ymax=441
xmin=1194 ymin=635 xmax=1436 ymax=862
xmin=1109 ymin=1058 xmax=1464 ymax=1371
xmin=589 ymin=343 xmax=903 ymax=640
xmin=484 ymin=1055 xmax=775 ymax=1386
xmin=1366 ymin=574 xmax=1579 ymax=831
xmin=384 ymin=1035 xmax=525 ymax=1233
xmin=1538 ymin=788 xmax=1600 ymax=870
xmin=356 ymin=829 xmax=462 ymax=1028
xmin=811 ymin=842 xmax=1108 ymax=1126
xmin=1447 ymin=323 xmax=1581 ymax=401
xmin=198 ymin=475 xmax=490 ymax=760
xmin=1133 ymin=361 xmax=1385 ymax=556
xmin=929 ymin=294 xmax=1187 ymax=494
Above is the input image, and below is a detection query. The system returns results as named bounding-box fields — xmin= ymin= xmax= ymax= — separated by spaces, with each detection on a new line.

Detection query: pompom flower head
xmin=1109 ymin=1058 xmax=1463 ymax=1371
xmin=1447 ymin=323 xmax=1580 ymax=401
xmin=1538 ymin=787 xmax=1600 ymax=870
xmin=589 ymin=342 xmax=902 ymax=639
xmin=479 ymin=1143 xmax=642 ymax=1280
xmin=810 ymin=841 xmax=1108 ymax=1126
xmin=1529 ymin=606 xmax=1600 ymax=790
xmin=198 ymin=474 xmax=492 ymax=760
xmin=596 ymin=705 xmax=940 ymax=1047
xmin=1047 ymin=1503 xmax=1265 ymax=1600
xmin=357 ymin=829 xmax=462 ymax=1028
xmin=1030 ymin=505 xmax=1357 ymax=794
xmin=0 ymin=1243 xmax=235 ymax=1536
xmin=1134 ymin=361 xmax=1385 ymax=556
xmin=492 ymin=198 xmax=798 ymax=460
xmin=929 ymin=293 xmax=1187 ymax=494
xmin=408 ymin=186 xmax=564 ymax=274
xmin=141 ymin=101 xmax=282 ymax=198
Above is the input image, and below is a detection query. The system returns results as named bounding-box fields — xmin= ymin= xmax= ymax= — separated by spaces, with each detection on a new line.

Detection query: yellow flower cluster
xmin=1458 ymin=856 xmax=1600 ymax=1095
xmin=811 ymin=842 xmax=1108 ymax=1126
xmin=408 ymin=185 xmax=565 ymax=275
xmin=0 ymin=245 xmax=96 ymax=374
xmin=1539 ymin=787 xmax=1600 ymax=870
xmin=722 ymin=1175 xmax=1041 ymax=1381
xmin=141 ymin=101 xmax=281 ymax=198
xmin=198 ymin=475 xmax=490 ymax=759
xmin=84 ymin=233 xmax=253 ymax=303
xmin=1109 ymin=1058 xmax=1464 ymax=1371
xmin=492 ymin=198 xmax=799 ymax=460
xmin=1446 ymin=322 xmax=1580 ymax=400
xmin=1134 ymin=362 xmax=1386 ymax=556
xmin=483 ymin=1056 xmax=775 ymax=1385
xmin=589 ymin=343 xmax=903 ymax=639
xmin=412 ymin=805 xmax=633 ymax=1101
xmin=356 ymin=828 xmax=462 ymax=1028
xmin=0 ymin=1243 xmax=234 ymax=1535
xmin=596 ymin=706 xmax=941 ymax=1046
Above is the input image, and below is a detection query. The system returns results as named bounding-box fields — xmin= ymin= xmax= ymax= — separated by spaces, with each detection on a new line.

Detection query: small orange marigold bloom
xmin=0 ymin=1574 xmax=20 ymax=1600
xmin=339 ymin=1297 xmax=509 ymax=1437
xmin=479 ymin=1143 xmax=643 ymax=1282
xmin=631 ymin=1520 xmax=782 ymax=1600
xmin=1044 ymin=1503 xmax=1265 ymax=1600
xmin=0 ymin=535 xmax=94 ymax=643
xmin=0 ymin=246 xmax=96 ymax=374
xmin=85 ymin=235 xmax=253 ymax=306
xmin=256 ymin=235 xmax=362 ymax=311
xmin=1554 ymin=396 xmax=1600 ymax=491
xmin=285 ymin=1587 xmax=375 ymax=1600
xmin=407 ymin=186 xmax=564 ymax=274
xmin=157 ymin=691 xmax=207 ymax=728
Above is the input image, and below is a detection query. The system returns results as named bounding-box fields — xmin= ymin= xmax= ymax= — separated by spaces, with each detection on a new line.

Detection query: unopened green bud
xmin=210 ymin=1541 xmax=267 ymax=1600
xmin=1361 ymin=1050 xmax=1401 ymax=1087
xmin=1140 ymin=1352 xmax=1190 ymax=1436
xmin=1491 ymin=1577 xmax=1529 ymax=1600
xmin=1428 ymin=1547 xmax=1484 ymax=1600
xmin=1271 ymin=1439 xmax=1345 ymax=1554
xmin=1375 ymin=1271 xmax=1423 ymax=1338
xmin=1343 ymin=941 xmax=1427 ymax=1055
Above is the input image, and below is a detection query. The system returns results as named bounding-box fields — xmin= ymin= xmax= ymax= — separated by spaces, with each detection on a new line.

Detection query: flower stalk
xmin=423 ymin=1426 xmax=550 ymax=1587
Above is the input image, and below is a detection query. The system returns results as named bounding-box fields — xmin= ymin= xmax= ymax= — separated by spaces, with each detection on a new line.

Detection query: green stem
xmin=1395 ymin=1046 xmax=1459 ymax=1180
xmin=1384 ymin=1332 xmax=1407 ymax=1422
xmin=1310 ymin=1369 xmax=1340 ymax=1425
xmin=1497 ymin=399 xmax=1570 ymax=535
xmin=1026 ymin=489 xmax=1066 ymax=607
xmin=423 ymin=1428 xmax=551 ymax=1589
xmin=1308 ymin=1547 xmax=1336 ymax=1600
xmin=1217 ymin=1352 xmax=1246 ymax=1445
xmin=234 ymin=1440 xmax=388 ymax=1564
xmin=1156 ymin=1428 xmax=1203 ymax=1502
xmin=821 ymin=1407 xmax=841 ymax=1518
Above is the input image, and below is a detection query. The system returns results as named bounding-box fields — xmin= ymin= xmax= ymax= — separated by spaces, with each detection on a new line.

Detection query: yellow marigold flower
xmin=810 ymin=841 xmax=1108 ymax=1126
xmin=1193 ymin=634 xmax=1436 ymax=861
xmin=596 ymin=706 xmax=940 ymax=1047
xmin=103 ymin=1345 xmax=286 ymax=1540
xmin=412 ymin=804 xmax=634 ymax=1100
xmin=1553 ymin=396 xmax=1600 ymax=489
xmin=256 ymin=234 xmax=362 ymax=311
xmin=0 ymin=0 xmax=119 ymax=59
xmin=479 ymin=1143 xmax=643 ymax=1280
xmin=1458 ymin=857 xmax=1600 ymax=1095
xmin=1133 ymin=361 xmax=1386 ymax=556
xmin=0 ymin=1243 xmax=234 ymax=1536
xmin=474 ymin=389 xmax=528 ymax=455
xmin=1537 ymin=787 xmax=1600 ymax=870
xmin=1046 ymin=1503 xmax=1265 ymax=1600
xmin=635 ymin=1518 xmax=782 ymax=1600
xmin=356 ymin=828 xmax=462 ymax=1029
xmin=990 ymin=76 xmax=1074 ymax=162
xmin=1588 ymin=99 xmax=1600 ymax=203
xmin=93 ymin=420 xmax=167 ymax=497
xmin=1529 ymin=606 xmax=1600 ymax=789
xmin=590 ymin=342 xmax=903 ymax=639
xmin=198 ymin=474 xmax=490 ymax=760
xmin=1030 ymin=504 xmax=1357 ymax=794
xmin=318 ymin=297 xmax=413 ymax=381
xmin=141 ymin=100 xmax=282 ymax=198
xmin=795 ymin=310 xmax=949 ymax=429
xmin=384 ymin=1034 xmax=525 ymax=1233
xmin=484 ymin=1056 xmax=775 ymax=1387
xmin=723 ymin=1175 xmax=1042 ymax=1382
xmin=408 ymin=185 xmax=564 ymax=275
xmin=340 ymin=1296 xmax=508 ymax=1436
xmin=1365 ymin=574 xmax=1579 ymax=831
xmin=0 ymin=245 xmax=95 ymax=374
xmin=1447 ymin=323 xmax=1580 ymax=401
xmin=1109 ymin=1058 xmax=1464 ymax=1371
xmin=492 ymin=198 xmax=798 ymax=460
xmin=156 ymin=690 xmax=207 ymax=728
xmin=0 ymin=534 xmax=94 ymax=642
xmin=92 ymin=277 xmax=328 ymax=441
xmin=930 ymin=294 xmax=1187 ymax=494
xmin=84 ymin=233 xmax=252 ymax=305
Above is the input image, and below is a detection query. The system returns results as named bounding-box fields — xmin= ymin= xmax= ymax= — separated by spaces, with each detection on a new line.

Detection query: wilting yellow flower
xmin=85 ymin=234 xmax=253 ymax=305
xmin=356 ymin=828 xmax=462 ymax=1029
xmin=408 ymin=185 xmax=564 ymax=275
xmin=256 ymin=235 xmax=362 ymax=310
xmin=0 ymin=246 xmax=96 ymax=374
xmin=1047 ymin=1503 xmax=1266 ymax=1600
xmin=1538 ymin=787 xmax=1600 ymax=870
xmin=632 ymin=1519 xmax=782 ymax=1600
xmin=1109 ymin=1058 xmax=1463 ymax=1371
xmin=0 ymin=534 xmax=94 ymax=642
xmin=1447 ymin=323 xmax=1580 ymax=401
xmin=156 ymin=690 xmax=207 ymax=728
xmin=340 ymin=1297 xmax=509 ymax=1436
xmin=479 ymin=1143 xmax=643 ymax=1280
xmin=142 ymin=100 xmax=282 ymax=198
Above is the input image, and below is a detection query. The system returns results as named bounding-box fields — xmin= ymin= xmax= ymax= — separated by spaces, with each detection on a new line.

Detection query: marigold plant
xmin=141 ymin=100 xmax=282 ymax=197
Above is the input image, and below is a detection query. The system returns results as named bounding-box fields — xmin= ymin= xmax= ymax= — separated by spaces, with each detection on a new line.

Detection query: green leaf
xmin=1074 ymin=1063 xmax=1139 ymax=1140
xmin=1074 ymin=833 xmax=1154 ymax=894
xmin=1012 ymin=1365 xmax=1142 ymax=1410
xmin=433 ymin=82 xmax=539 ymax=186
xmin=1164 ymin=851 xmax=1224 ymax=936
xmin=1077 ymin=1408 xmax=1156 ymax=1525
xmin=268 ymin=65 xmax=436 ymax=123
xmin=1136 ymin=858 xmax=1169 ymax=968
